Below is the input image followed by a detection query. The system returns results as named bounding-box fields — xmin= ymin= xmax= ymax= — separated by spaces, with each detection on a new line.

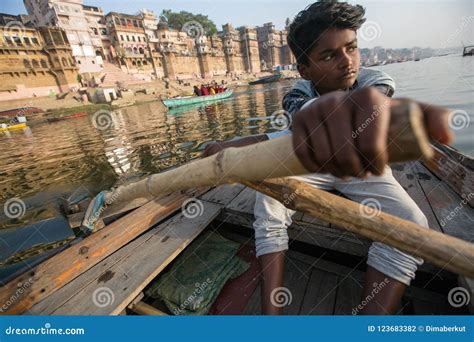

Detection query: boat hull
xmin=163 ymin=90 xmax=233 ymax=108
xmin=248 ymin=74 xmax=282 ymax=85
xmin=0 ymin=123 xmax=27 ymax=131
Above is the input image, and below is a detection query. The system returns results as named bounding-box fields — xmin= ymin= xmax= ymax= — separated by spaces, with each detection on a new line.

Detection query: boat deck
xmin=21 ymin=154 xmax=473 ymax=316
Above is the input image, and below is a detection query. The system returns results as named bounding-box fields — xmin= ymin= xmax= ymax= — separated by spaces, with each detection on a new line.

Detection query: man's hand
xmin=292 ymin=87 xmax=453 ymax=178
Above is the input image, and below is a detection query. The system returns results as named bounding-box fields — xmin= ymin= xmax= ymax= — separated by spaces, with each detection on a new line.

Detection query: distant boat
xmin=0 ymin=107 xmax=42 ymax=117
xmin=248 ymin=74 xmax=282 ymax=85
xmin=0 ymin=122 xmax=27 ymax=132
xmin=162 ymin=90 xmax=233 ymax=109
xmin=47 ymin=111 xmax=87 ymax=123
xmin=463 ymin=45 xmax=474 ymax=57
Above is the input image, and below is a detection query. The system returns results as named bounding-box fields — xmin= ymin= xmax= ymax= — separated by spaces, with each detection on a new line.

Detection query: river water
xmin=0 ymin=54 xmax=472 ymax=277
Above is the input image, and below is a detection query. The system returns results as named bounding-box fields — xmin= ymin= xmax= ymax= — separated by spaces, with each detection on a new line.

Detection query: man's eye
xmin=323 ymin=55 xmax=333 ymax=61
xmin=348 ymin=46 xmax=358 ymax=52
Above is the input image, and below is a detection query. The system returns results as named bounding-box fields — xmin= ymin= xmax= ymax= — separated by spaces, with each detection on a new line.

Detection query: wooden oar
xmin=243 ymin=178 xmax=474 ymax=278
xmin=82 ymin=100 xmax=433 ymax=232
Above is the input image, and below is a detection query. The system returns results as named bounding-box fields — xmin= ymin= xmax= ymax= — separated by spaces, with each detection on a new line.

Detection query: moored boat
xmin=162 ymin=90 xmax=233 ymax=109
xmin=248 ymin=73 xmax=282 ymax=85
xmin=46 ymin=111 xmax=87 ymax=123
xmin=0 ymin=107 xmax=42 ymax=117
xmin=0 ymin=122 xmax=27 ymax=132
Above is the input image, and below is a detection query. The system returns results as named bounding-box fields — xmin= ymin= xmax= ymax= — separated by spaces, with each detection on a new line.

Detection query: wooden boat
xmin=463 ymin=45 xmax=474 ymax=57
xmin=0 ymin=122 xmax=27 ymax=132
xmin=0 ymin=107 xmax=42 ymax=117
xmin=162 ymin=90 xmax=233 ymax=109
xmin=0 ymin=143 xmax=472 ymax=316
xmin=46 ymin=111 xmax=87 ymax=123
xmin=248 ymin=73 xmax=282 ymax=85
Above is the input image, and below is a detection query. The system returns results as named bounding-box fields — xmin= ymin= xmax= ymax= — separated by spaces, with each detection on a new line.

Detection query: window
xmin=31 ymin=37 xmax=39 ymax=45
xmin=132 ymin=36 xmax=135 ymax=42
xmin=133 ymin=20 xmax=138 ymax=27
xmin=4 ymin=36 xmax=13 ymax=45
xmin=120 ymin=35 xmax=124 ymax=41
xmin=138 ymin=36 xmax=141 ymax=42
xmin=114 ymin=17 xmax=120 ymax=25
xmin=23 ymin=37 xmax=31 ymax=45
xmin=32 ymin=59 xmax=39 ymax=67
xmin=41 ymin=60 xmax=48 ymax=68
xmin=120 ymin=18 xmax=126 ymax=26
xmin=92 ymin=28 xmax=98 ymax=35
xmin=12 ymin=36 xmax=22 ymax=46
xmin=126 ymin=35 xmax=130 ymax=41
xmin=100 ymin=28 xmax=107 ymax=35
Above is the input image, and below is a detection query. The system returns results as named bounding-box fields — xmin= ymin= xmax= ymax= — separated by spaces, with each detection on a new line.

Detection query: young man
xmin=202 ymin=2 xmax=452 ymax=314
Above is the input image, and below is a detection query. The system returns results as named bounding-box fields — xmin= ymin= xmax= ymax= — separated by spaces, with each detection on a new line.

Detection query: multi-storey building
xmin=82 ymin=4 xmax=111 ymax=63
xmin=257 ymin=22 xmax=294 ymax=71
xmin=105 ymin=11 xmax=162 ymax=78
xmin=0 ymin=13 xmax=79 ymax=101
xmin=237 ymin=26 xmax=261 ymax=73
xmin=23 ymin=0 xmax=102 ymax=74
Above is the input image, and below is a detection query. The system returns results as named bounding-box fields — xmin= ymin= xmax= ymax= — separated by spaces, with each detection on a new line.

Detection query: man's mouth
xmin=340 ymin=69 xmax=357 ymax=80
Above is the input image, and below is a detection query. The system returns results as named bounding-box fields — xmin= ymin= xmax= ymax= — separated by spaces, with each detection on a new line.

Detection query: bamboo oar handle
xmin=243 ymin=178 xmax=474 ymax=278
xmin=104 ymin=99 xmax=433 ymax=204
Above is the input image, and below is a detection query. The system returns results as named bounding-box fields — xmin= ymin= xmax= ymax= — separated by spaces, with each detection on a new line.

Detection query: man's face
xmin=297 ymin=28 xmax=360 ymax=94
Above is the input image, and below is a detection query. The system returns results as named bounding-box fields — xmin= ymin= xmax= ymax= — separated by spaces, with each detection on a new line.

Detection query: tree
xmin=160 ymin=10 xmax=218 ymax=36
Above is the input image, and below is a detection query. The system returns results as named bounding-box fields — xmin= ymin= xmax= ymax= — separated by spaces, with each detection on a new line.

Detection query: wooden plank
xmin=333 ymin=274 xmax=363 ymax=315
xmin=29 ymin=220 xmax=172 ymax=314
xmin=424 ymin=143 xmax=474 ymax=207
xmin=200 ymin=183 xmax=245 ymax=205
xmin=300 ymin=268 xmax=338 ymax=315
xmin=49 ymin=201 xmax=222 ymax=315
xmin=411 ymin=162 xmax=474 ymax=242
xmin=226 ymin=187 xmax=256 ymax=215
xmin=391 ymin=162 xmax=444 ymax=233
xmin=0 ymin=188 xmax=208 ymax=315
xmin=281 ymin=258 xmax=311 ymax=315
xmin=299 ymin=213 xmax=330 ymax=227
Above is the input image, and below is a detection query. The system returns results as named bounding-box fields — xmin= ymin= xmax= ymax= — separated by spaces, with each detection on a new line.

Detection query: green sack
xmin=146 ymin=231 xmax=249 ymax=315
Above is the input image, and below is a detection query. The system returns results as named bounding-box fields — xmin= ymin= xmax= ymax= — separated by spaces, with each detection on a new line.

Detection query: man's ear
xmin=297 ymin=63 xmax=311 ymax=80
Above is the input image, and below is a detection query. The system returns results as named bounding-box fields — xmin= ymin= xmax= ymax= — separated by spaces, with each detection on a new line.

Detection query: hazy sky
xmin=2 ymin=0 xmax=473 ymax=49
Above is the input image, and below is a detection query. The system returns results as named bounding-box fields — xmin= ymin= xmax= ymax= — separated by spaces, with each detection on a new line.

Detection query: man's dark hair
xmin=288 ymin=1 xmax=366 ymax=65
